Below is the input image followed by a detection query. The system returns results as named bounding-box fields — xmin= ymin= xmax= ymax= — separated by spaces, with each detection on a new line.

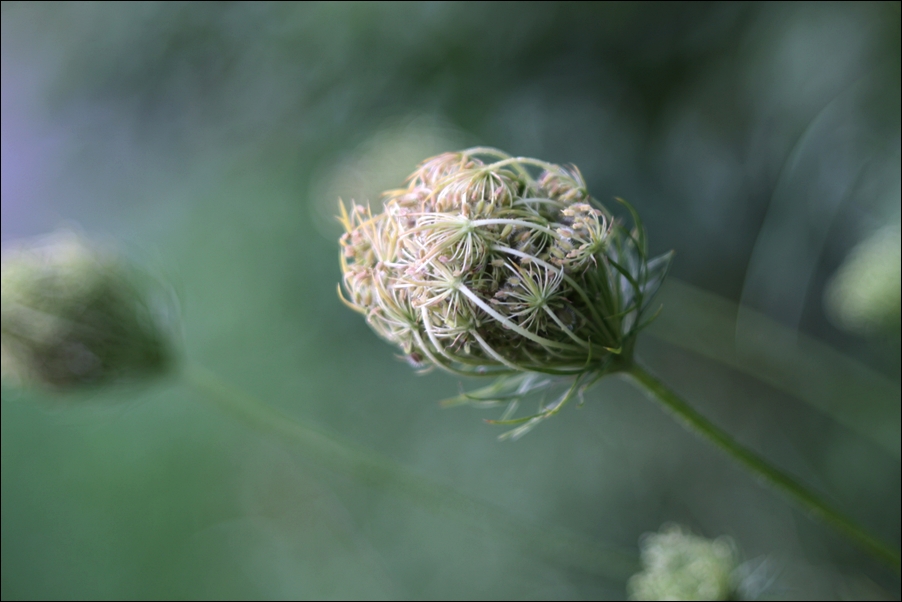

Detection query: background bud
xmin=824 ymin=223 xmax=901 ymax=337
xmin=1 ymin=232 xmax=176 ymax=391
xmin=628 ymin=525 xmax=739 ymax=601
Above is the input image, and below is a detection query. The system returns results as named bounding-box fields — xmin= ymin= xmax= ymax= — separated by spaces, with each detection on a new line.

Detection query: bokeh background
xmin=2 ymin=2 xmax=900 ymax=599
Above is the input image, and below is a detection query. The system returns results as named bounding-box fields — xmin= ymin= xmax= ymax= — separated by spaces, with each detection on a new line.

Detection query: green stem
xmin=624 ymin=360 xmax=901 ymax=574
xmin=182 ymin=363 xmax=638 ymax=581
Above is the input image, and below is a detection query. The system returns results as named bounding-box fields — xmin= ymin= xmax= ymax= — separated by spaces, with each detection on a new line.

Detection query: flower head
xmin=339 ymin=148 xmax=670 ymax=435
xmin=1 ymin=233 xmax=176 ymax=391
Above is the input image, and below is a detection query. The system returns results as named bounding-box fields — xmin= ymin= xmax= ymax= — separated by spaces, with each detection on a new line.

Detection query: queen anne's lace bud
xmin=1 ymin=233 xmax=175 ymax=391
xmin=339 ymin=148 xmax=671 ymax=435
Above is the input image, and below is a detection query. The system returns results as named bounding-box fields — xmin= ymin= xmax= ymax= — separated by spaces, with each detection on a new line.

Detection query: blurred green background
xmin=2 ymin=2 xmax=899 ymax=599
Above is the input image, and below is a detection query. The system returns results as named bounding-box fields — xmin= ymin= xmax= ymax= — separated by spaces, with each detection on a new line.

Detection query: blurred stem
xmin=182 ymin=362 xmax=638 ymax=582
xmin=624 ymin=360 xmax=901 ymax=574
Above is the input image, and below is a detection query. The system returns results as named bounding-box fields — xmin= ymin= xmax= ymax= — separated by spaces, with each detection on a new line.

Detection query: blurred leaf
xmin=648 ymin=278 xmax=901 ymax=460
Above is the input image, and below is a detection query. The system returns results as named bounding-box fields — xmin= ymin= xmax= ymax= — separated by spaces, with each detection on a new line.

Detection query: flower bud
xmin=1 ymin=233 xmax=175 ymax=391
xmin=338 ymin=148 xmax=671 ymax=434
xmin=628 ymin=525 xmax=739 ymax=601
xmin=824 ymin=223 xmax=901 ymax=337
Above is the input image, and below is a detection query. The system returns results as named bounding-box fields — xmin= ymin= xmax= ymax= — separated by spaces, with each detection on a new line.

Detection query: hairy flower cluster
xmin=340 ymin=148 xmax=667 ymax=379
xmin=1 ymin=233 xmax=174 ymax=391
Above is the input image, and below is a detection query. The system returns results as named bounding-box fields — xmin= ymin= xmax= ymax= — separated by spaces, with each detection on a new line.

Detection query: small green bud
xmin=628 ymin=525 xmax=739 ymax=601
xmin=338 ymin=148 xmax=671 ymax=435
xmin=1 ymin=233 xmax=176 ymax=391
xmin=824 ymin=223 xmax=901 ymax=337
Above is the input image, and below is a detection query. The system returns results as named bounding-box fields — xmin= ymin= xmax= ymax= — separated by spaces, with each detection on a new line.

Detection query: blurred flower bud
xmin=824 ymin=223 xmax=901 ymax=337
xmin=338 ymin=148 xmax=671 ymax=435
xmin=1 ymin=232 xmax=176 ymax=391
xmin=628 ymin=525 xmax=739 ymax=601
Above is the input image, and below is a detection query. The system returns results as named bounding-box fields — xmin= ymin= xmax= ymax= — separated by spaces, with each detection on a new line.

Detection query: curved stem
xmin=181 ymin=362 xmax=637 ymax=581
xmin=624 ymin=360 xmax=901 ymax=574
